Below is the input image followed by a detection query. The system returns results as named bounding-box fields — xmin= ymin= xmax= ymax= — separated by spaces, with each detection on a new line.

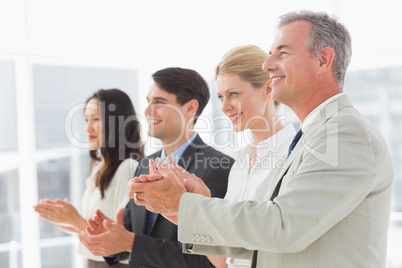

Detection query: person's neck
xmin=162 ymin=130 xmax=195 ymax=156
xmin=251 ymin=102 xmax=285 ymax=144
xmin=251 ymin=122 xmax=284 ymax=145
xmin=295 ymin=82 xmax=343 ymax=122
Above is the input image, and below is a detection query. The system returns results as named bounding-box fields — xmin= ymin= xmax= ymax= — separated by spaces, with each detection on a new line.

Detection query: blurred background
xmin=1 ymin=0 xmax=401 ymax=267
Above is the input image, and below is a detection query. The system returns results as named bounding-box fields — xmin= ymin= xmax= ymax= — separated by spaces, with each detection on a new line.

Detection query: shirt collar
xmin=160 ymin=132 xmax=198 ymax=163
xmin=301 ymin=93 xmax=344 ymax=132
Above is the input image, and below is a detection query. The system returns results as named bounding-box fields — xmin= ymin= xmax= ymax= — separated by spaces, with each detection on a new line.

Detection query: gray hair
xmin=277 ymin=10 xmax=352 ymax=86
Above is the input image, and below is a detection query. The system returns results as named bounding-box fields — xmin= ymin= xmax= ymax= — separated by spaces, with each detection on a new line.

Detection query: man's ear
xmin=186 ymin=99 xmax=199 ymax=118
xmin=317 ymin=47 xmax=335 ymax=75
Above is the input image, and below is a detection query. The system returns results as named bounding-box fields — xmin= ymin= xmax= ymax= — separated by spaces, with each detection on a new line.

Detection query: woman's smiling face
xmin=217 ymin=73 xmax=270 ymax=133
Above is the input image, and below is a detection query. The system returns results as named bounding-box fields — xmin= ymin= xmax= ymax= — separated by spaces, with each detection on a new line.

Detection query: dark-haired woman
xmin=34 ymin=89 xmax=144 ymax=267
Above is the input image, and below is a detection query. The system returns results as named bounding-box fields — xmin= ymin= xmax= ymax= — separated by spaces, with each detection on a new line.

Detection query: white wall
xmin=2 ymin=0 xmax=401 ymax=108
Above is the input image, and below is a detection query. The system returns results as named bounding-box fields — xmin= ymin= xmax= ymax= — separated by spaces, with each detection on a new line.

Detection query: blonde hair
xmin=215 ymin=45 xmax=269 ymax=88
xmin=216 ymin=45 xmax=279 ymax=106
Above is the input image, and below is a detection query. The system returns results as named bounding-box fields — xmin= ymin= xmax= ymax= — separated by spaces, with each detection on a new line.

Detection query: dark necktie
xmin=146 ymin=211 xmax=157 ymax=236
xmin=288 ymin=129 xmax=303 ymax=158
xmin=146 ymin=157 xmax=169 ymax=236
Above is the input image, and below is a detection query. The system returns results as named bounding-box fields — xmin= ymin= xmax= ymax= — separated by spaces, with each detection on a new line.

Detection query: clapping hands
xmin=34 ymin=198 xmax=80 ymax=226
xmin=78 ymin=208 xmax=135 ymax=256
xmin=128 ymin=157 xmax=211 ymax=218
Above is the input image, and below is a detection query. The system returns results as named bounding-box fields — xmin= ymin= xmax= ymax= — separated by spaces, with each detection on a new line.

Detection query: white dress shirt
xmin=224 ymin=124 xmax=295 ymax=267
xmin=79 ymin=158 xmax=138 ymax=262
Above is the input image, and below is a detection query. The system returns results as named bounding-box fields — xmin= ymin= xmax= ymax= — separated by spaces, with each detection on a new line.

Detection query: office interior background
xmin=1 ymin=0 xmax=401 ymax=267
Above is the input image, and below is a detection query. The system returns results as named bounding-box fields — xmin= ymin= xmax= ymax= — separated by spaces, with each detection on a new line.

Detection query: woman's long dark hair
xmin=85 ymin=89 xmax=144 ymax=198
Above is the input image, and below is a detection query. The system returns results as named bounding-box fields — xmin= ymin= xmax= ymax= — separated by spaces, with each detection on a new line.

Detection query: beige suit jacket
xmin=178 ymin=95 xmax=394 ymax=267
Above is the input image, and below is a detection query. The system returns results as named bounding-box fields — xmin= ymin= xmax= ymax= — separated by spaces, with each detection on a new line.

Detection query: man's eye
xmin=229 ymin=92 xmax=238 ymax=97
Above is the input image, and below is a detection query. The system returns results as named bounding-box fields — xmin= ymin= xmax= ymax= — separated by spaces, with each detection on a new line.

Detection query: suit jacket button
xmin=195 ymin=235 xmax=200 ymax=242
xmin=200 ymin=235 xmax=206 ymax=242
xmin=206 ymin=236 xmax=212 ymax=243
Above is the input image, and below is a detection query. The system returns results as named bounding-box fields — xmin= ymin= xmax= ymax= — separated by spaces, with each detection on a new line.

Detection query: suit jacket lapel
xmin=264 ymin=146 xmax=302 ymax=200
xmin=176 ymin=134 xmax=204 ymax=169
xmin=264 ymin=95 xmax=353 ymax=200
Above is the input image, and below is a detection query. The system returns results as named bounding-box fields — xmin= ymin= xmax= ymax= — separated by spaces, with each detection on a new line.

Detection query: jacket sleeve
xmin=104 ymin=252 xmax=130 ymax=266
xmin=130 ymin=234 xmax=215 ymax=268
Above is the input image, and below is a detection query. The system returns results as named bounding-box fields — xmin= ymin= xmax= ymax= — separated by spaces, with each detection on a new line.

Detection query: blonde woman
xmin=209 ymin=45 xmax=296 ymax=268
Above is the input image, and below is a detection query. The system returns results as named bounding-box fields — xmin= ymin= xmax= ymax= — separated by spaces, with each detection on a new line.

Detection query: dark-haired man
xmin=79 ymin=67 xmax=234 ymax=267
